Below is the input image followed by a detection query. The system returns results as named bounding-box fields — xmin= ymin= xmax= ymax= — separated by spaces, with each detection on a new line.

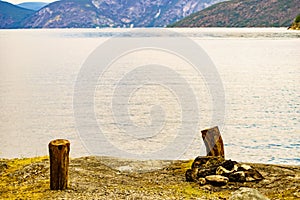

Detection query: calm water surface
xmin=0 ymin=28 xmax=299 ymax=165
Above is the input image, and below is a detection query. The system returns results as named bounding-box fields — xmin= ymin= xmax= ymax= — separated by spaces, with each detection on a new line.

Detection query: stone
xmin=192 ymin=156 xmax=225 ymax=169
xmin=239 ymin=164 xmax=252 ymax=171
xmin=228 ymin=164 xmax=263 ymax=182
xmin=201 ymin=185 xmax=212 ymax=191
xmin=186 ymin=156 xmax=263 ymax=185
xmin=245 ymin=176 xmax=256 ymax=182
xmin=216 ymin=166 xmax=233 ymax=175
xmin=221 ymin=160 xmax=238 ymax=171
xmin=233 ymin=164 xmax=239 ymax=172
xmin=0 ymin=161 xmax=8 ymax=174
xmin=191 ymin=156 xmax=225 ymax=179
xmin=185 ymin=169 xmax=193 ymax=182
xmin=197 ymin=177 xmax=206 ymax=185
xmin=193 ymin=157 xmax=237 ymax=179
xmin=117 ymin=166 xmax=134 ymax=172
xmin=205 ymin=175 xmax=229 ymax=186
xmin=245 ymin=169 xmax=264 ymax=182
xmin=197 ymin=168 xmax=216 ymax=178
xmin=229 ymin=171 xmax=246 ymax=182
xmin=293 ymin=191 xmax=300 ymax=198
xmin=185 ymin=168 xmax=199 ymax=182
xmin=229 ymin=187 xmax=270 ymax=200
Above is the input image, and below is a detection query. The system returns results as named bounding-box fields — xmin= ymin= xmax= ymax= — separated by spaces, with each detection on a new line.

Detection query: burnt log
xmin=201 ymin=126 xmax=225 ymax=158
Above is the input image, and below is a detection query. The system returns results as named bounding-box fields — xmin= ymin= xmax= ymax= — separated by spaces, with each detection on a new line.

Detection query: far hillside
xmin=17 ymin=2 xmax=48 ymax=11
xmin=0 ymin=1 xmax=34 ymax=28
xmin=170 ymin=0 xmax=300 ymax=27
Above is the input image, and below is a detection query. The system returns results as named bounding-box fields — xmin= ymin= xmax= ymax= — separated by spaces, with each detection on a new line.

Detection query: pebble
xmin=0 ymin=161 xmax=8 ymax=172
xmin=240 ymin=164 xmax=252 ymax=171
xmin=205 ymin=175 xmax=229 ymax=185
xmin=216 ymin=166 xmax=233 ymax=175
xmin=229 ymin=171 xmax=246 ymax=182
xmin=202 ymin=185 xmax=212 ymax=191
xmin=197 ymin=177 xmax=206 ymax=185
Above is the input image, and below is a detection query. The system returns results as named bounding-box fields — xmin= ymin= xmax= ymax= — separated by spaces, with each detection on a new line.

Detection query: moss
xmin=0 ymin=156 xmax=49 ymax=199
xmin=267 ymin=188 xmax=299 ymax=200
xmin=173 ymin=159 xmax=193 ymax=174
xmin=289 ymin=14 xmax=300 ymax=30
xmin=289 ymin=22 xmax=300 ymax=30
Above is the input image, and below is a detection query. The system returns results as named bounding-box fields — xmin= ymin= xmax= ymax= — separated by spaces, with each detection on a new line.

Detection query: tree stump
xmin=201 ymin=126 xmax=225 ymax=158
xmin=48 ymin=139 xmax=70 ymax=190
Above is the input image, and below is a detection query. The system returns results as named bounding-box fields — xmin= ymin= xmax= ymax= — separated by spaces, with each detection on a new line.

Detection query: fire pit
xmin=188 ymin=127 xmax=265 ymax=186
xmin=186 ymin=156 xmax=264 ymax=186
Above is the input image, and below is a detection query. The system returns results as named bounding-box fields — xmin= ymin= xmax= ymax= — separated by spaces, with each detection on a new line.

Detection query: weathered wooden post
xmin=201 ymin=126 xmax=225 ymax=158
xmin=48 ymin=139 xmax=70 ymax=190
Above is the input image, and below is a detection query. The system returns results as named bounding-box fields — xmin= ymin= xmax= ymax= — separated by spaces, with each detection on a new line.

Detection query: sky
xmin=4 ymin=0 xmax=56 ymax=5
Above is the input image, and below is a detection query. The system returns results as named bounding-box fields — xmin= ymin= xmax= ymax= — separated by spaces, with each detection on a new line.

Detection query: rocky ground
xmin=0 ymin=156 xmax=300 ymax=199
xmin=289 ymin=22 xmax=300 ymax=30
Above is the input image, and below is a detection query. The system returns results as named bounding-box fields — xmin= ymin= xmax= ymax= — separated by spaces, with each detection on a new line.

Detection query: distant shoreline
xmin=0 ymin=26 xmax=296 ymax=30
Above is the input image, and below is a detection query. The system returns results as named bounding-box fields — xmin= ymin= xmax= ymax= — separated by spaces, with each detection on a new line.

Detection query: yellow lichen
xmin=0 ymin=156 xmax=49 ymax=199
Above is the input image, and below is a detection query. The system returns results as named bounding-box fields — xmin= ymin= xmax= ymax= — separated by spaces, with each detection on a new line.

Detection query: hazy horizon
xmin=2 ymin=0 xmax=56 ymax=5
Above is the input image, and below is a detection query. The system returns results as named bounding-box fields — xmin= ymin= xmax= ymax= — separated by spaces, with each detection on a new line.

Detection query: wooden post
xmin=201 ymin=126 xmax=224 ymax=158
xmin=48 ymin=139 xmax=70 ymax=190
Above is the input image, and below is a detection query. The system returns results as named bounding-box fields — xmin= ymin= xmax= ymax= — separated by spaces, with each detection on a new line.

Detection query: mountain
xmin=0 ymin=1 xmax=34 ymax=28
xmin=22 ymin=0 xmax=226 ymax=28
xmin=17 ymin=2 xmax=48 ymax=11
xmin=170 ymin=0 xmax=300 ymax=27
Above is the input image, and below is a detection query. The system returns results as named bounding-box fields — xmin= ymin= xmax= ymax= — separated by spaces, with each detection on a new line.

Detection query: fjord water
xmin=0 ymin=28 xmax=299 ymax=165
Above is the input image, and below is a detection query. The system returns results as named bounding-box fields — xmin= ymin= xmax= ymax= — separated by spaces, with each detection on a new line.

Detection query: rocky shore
xmin=288 ymin=14 xmax=300 ymax=30
xmin=1 ymin=156 xmax=300 ymax=199
xmin=289 ymin=22 xmax=300 ymax=30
